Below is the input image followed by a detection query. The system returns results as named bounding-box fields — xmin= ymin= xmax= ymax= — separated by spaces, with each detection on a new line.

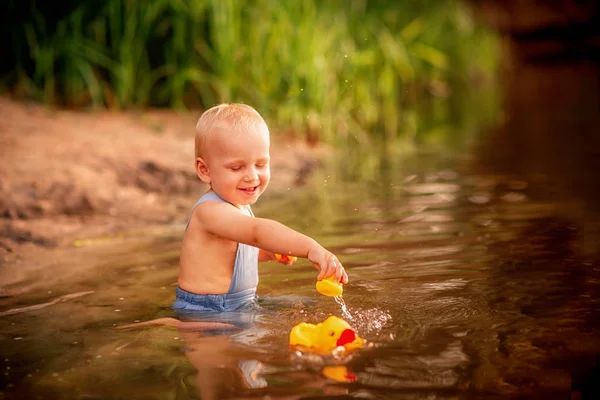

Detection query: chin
xmin=241 ymin=195 xmax=260 ymax=206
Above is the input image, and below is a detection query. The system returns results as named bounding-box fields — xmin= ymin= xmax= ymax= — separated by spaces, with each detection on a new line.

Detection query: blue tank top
xmin=185 ymin=191 xmax=259 ymax=294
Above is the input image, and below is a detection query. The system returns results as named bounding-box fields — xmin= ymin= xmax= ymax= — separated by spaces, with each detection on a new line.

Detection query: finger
xmin=324 ymin=257 xmax=336 ymax=279
xmin=316 ymin=262 xmax=325 ymax=280
xmin=333 ymin=259 xmax=342 ymax=282
xmin=320 ymin=260 xmax=334 ymax=280
xmin=341 ymin=269 xmax=349 ymax=284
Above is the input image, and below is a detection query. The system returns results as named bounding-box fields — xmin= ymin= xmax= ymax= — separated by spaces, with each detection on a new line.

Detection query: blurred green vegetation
xmin=3 ymin=0 xmax=499 ymax=143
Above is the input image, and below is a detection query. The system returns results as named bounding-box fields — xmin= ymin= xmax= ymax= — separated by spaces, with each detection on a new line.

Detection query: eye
xmin=230 ymin=166 xmax=243 ymax=171
xmin=329 ymin=331 xmax=335 ymax=336
xmin=256 ymin=163 xmax=267 ymax=168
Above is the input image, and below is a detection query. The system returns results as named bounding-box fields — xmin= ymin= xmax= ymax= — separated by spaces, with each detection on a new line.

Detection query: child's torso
xmin=178 ymin=191 xmax=259 ymax=295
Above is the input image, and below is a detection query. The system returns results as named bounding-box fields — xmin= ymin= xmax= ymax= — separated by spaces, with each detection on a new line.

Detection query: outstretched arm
xmin=195 ymin=201 xmax=348 ymax=283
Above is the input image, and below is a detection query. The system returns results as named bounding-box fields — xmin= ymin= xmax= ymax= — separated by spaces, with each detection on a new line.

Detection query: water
xmin=334 ymin=296 xmax=355 ymax=321
xmin=2 ymin=78 xmax=600 ymax=397
xmin=2 ymin=144 xmax=599 ymax=399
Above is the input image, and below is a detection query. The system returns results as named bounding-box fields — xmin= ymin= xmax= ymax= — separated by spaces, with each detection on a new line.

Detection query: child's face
xmin=202 ymin=125 xmax=271 ymax=207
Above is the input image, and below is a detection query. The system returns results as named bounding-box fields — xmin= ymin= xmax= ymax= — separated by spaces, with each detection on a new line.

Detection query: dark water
xmin=2 ymin=66 xmax=600 ymax=399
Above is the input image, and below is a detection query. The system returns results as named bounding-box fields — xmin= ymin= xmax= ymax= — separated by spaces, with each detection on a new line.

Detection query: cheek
xmin=262 ymin=169 xmax=271 ymax=182
xmin=216 ymin=170 xmax=238 ymax=186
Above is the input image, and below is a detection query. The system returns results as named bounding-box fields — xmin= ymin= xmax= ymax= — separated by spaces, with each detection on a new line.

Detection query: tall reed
xmin=5 ymin=0 xmax=498 ymax=142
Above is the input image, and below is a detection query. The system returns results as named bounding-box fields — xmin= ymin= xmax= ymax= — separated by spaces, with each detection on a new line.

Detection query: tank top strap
xmin=184 ymin=191 xmax=226 ymax=231
xmin=228 ymin=203 xmax=259 ymax=293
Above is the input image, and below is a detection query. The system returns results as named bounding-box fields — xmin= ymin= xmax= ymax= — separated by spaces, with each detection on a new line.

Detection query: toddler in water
xmin=174 ymin=103 xmax=348 ymax=313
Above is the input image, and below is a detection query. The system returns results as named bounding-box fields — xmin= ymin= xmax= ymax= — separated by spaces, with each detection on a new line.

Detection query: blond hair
xmin=195 ymin=103 xmax=268 ymax=158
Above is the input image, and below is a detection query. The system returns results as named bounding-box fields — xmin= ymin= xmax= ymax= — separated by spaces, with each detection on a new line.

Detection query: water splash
xmin=333 ymin=296 xmax=392 ymax=337
xmin=334 ymin=296 xmax=354 ymax=321
xmin=352 ymin=308 xmax=393 ymax=336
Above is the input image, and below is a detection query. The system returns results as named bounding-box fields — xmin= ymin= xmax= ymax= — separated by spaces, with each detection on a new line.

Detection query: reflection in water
xmin=178 ymin=330 xmax=266 ymax=400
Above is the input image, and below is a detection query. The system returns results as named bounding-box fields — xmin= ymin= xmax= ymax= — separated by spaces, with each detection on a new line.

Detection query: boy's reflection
xmin=119 ymin=311 xmax=266 ymax=400
xmin=180 ymin=330 xmax=266 ymax=399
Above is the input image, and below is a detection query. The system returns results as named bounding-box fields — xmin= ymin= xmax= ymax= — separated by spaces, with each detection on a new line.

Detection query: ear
xmin=195 ymin=157 xmax=211 ymax=184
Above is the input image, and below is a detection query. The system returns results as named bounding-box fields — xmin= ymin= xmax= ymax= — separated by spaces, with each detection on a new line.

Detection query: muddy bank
xmin=0 ymin=97 xmax=326 ymax=266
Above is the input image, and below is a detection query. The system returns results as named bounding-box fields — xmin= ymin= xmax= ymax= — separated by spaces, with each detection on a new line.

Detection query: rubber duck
xmin=274 ymin=253 xmax=297 ymax=263
xmin=289 ymin=316 xmax=365 ymax=354
xmin=316 ymin=276 xmax=344 ymax=296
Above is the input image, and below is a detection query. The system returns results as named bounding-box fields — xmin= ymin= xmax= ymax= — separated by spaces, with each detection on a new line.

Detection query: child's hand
xmin=307 ymin=247 xmax=348 ymax=284
xmin=273 ymin=253 xmax=297 ymax=265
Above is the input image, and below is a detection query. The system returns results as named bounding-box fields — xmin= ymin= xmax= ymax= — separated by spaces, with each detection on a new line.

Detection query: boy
xmin=174 ymin=103 xmax=348 ymax=313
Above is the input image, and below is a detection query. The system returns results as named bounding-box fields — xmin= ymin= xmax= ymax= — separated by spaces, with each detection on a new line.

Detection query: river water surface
xmin=2 ymin=78 xmax=600 ymax=399
xmin=2 ymin=143 xmax=600 ymax=399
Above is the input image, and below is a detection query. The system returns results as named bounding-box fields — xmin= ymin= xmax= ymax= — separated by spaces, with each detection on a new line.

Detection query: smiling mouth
xmin=240 ymin=186 xmax=258 ymax=194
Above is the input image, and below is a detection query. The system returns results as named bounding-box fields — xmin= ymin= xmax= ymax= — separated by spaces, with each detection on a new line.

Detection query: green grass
xmin=4 ymin=0 xmax=499 ymax=143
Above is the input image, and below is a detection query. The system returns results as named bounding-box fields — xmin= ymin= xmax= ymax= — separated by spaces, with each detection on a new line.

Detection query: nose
xmin=244 ymin=166 xmax=259 ymax=181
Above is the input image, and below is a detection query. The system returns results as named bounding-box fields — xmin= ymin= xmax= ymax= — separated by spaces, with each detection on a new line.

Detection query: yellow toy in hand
xmin=289 ymin=316 xmax=364 ymax=354
xmin=274 ymin=253 xmax=297 ymax=263
xmin=322 ymin=365 xmax=357 ymax=382
xmin=316 ymin=276 xmax=344 ymax=297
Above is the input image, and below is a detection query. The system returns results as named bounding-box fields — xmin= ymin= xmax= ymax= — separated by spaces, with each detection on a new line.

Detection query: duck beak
xmin=336 ymin=329 xmax=356 ymax=346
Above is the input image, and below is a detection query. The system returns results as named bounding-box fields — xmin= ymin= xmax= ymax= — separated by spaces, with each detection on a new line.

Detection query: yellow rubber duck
xmin=289 ymin=316 xmax=365 ymax=354
xmin=316 ymin=276 xmax=344 ymax=296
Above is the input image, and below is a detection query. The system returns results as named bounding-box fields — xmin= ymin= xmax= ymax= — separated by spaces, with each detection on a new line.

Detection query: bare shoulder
xmin=193 ymin=200 xmax=254 ymax=229
xmin=194 ymin=199 xmax=240 ymax=218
